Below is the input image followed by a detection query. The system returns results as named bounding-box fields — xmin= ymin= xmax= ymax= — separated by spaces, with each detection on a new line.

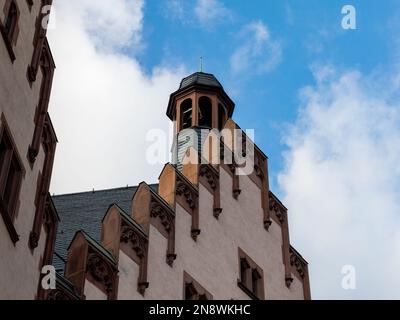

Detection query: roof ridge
xmin=52 ymin=184 xmax=159 ymax=198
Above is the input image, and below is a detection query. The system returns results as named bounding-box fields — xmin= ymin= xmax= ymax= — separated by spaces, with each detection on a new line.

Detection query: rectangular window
xmin=1 ymin=0 xmax=20 ymax=62
xmin=0 ymin=116 xmax=23 ymax=242
xmin=238 ymin=248 xmax=265 ymax=300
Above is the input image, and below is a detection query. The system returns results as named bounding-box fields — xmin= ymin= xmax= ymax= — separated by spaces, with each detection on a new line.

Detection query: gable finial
xmin=199 ymin=56 xmax=203 ymax=73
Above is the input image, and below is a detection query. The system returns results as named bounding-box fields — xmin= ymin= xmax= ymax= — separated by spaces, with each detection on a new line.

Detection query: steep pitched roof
xmin=52 ymin=184 xmax=158 ymax=272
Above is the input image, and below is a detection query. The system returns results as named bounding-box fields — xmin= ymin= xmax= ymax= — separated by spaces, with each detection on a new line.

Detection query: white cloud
xmin=164 ymin=0 xmax=188 ymax=23
xmin=194 ymin=0 xmax=231 ymax=26
xmin=70 ymin=0 xmax=144 ymax=51
xmin=230 ymin=21 xmax=282 ymax=75
xmin=164 ymin=0 xmax=231 ymax=27
xmin=278 ymin=66 xmax=400 ymax=299
xmin=48 ymin=0 xmax=185 ymax=194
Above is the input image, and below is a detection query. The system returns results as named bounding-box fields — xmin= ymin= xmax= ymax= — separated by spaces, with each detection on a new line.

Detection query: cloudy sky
xmin=47 ymin=0 xmax=400 ymax=299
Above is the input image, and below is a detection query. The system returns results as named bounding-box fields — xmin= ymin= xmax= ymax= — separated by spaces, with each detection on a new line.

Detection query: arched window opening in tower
xmin=218 ymin=103 xmax=226 ymax=131
xmin=4 ymin=1 xmax=18 ymax=41
xmin=180 ymin=99 xmax=193 ymax=130
xmin=198 ymin=96 xmax=212 ymax=128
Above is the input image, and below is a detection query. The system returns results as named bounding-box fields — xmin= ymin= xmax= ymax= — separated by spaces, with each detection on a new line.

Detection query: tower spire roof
xmin=179 ymin=72 xmax=223 ymax=90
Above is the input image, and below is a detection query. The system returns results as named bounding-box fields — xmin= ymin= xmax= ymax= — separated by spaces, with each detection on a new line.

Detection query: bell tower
xmin=166 ymin=72 xmax=235 ymax=169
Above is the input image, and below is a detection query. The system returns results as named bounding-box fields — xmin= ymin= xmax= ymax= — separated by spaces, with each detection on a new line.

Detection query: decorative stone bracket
xmin=131 ymin=182 xmax=177 ymax=268
xmin=199 ymin=164 xmax=222 ymax=219
xmin=86 ymin=252 xmax=117 ymax=297
xmin=149 ymin=197 xmax=177 ymax=266
xmin=289 ymin=246 xmax=307 ymax=279
xmin=268 ymin=192 xmax=293 ymax=290
xmin=289 ymin=246 xmax=311 ymax=300
xmin=219 ymin=140 xmax=241 ymax=200
xmin=269 ymin=192 xmax=286 ymax=225
xmin=253 ymin=151 xmax=272 ymax=230
xmin=230 ymin=164 xmax=241 ymax=200
xmin=176 ymin=174 xmax=200 ymax=241
xmin=120 ymin=222 xmax=149 ymax=295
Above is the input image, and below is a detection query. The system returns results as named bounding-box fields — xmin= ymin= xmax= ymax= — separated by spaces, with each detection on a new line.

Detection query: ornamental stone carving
xmin=199 ymin=165 xmax=218 ymax=190
xmin=149 ymin=196 xmax=176 ymax=266
xmin=87 ymin=253 xmax=114 ymax=293
xmin=150 ymin=200 xmax=173 ymax=233
xmin=176 ymin=181 xmax=197 ymax=209
xmin=120 ymin=224 xmax=147 ymax=258
xmin=289 ymin=249 xmax=306 ymax=279
xmin=269 ymin=193 xmax=285 ymax=224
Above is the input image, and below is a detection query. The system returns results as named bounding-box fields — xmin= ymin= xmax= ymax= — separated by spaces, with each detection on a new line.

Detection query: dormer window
xmin=198 ymin=96 xmax=212 ymax=128
xmin=180 ymin=99 xmax=193 ymax=130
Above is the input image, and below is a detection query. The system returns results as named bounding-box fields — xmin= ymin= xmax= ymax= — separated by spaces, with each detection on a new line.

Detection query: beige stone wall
xmin=112 ymin=165 xmax=304 ymax=300
xmin=117 ymin=250 xmax=144 ymax=300
xmin=84 ymin=280 xmax=107 ymax=300
xmin=0 ymin=0 xmax=52 ymax=299
xmin=146 ymin=225 xmax=182 ymax=299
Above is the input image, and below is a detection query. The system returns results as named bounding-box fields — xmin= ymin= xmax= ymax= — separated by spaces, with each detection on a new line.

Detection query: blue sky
xmin=135 ymin=0 xmax=399 ymax=190
xmin=48 ymin=0 xmax=400 ymax=299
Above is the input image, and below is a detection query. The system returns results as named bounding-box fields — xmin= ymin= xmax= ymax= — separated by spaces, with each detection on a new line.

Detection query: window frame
xmin=0 ymin=114 xmax=25 ymax=244
xmin=237 ymin=248 xmax=265 ymax=300
xmin=183 ymin=271 xmax=213 ymax=300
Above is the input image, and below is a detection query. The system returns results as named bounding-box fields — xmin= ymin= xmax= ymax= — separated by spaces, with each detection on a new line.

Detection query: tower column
xmin=211 ymin=96 xmax=218 ymax=129
xmin=192 ymin=92 xmax=199 ymax=127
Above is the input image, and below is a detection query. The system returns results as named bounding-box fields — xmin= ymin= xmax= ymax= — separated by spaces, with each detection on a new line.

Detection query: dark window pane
xmin=198 ymin=97 xmax=212 ymax=128
xmin=185 ymin=282 xmax=197 ymax=300
xmin=252 ymin=269 xmax=260 ymax=296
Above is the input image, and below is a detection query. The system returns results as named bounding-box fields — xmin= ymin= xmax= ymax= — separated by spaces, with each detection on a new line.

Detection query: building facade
xmin=0 ymin=1 xmax=310 ymax=300
xmin=50 ymin=72 xmax=311 ymax=300
xmin=0 ymin=0 xmax=58 ymax=300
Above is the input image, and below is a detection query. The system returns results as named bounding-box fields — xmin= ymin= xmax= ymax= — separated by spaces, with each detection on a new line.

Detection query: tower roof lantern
xmin=166 ymin=72 xmax=235 ymax=120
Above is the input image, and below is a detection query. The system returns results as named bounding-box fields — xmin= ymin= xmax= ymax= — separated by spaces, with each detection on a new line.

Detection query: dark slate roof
xmin=55 ymin=272 xmax=80 ymax=300
xmin=179 ymin=72 xmax=223 ymax=90
xmin=52 ymin=184 xmax=158 ymax=272
xmin=75 ymin=230 xmax=117 ymax=265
